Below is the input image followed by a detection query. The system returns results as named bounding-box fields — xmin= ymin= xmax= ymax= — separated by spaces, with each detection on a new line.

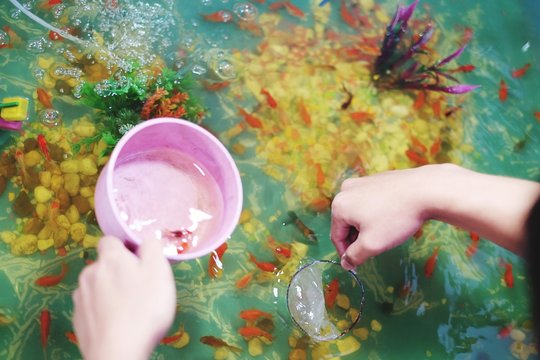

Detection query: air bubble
xmin=27 ymin=37 xmax=51 ymax=54
xmin=233 ymin=2 xmax=258 ymax=22
xmin=0 ymin=30 xmax=9 ymax=47
xmin=39 ymin=109 xmax=63 ymax=128
xmin=32 ymin=68 xmax=46 ymax=80
xmin=192 ymin=64 xmax=207 ymax=76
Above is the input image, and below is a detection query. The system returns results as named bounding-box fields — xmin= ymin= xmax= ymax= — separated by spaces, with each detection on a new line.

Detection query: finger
xmin=138 ymin=237 xmax=167 ymax=266
xmin=340 ymin=234 xmax=377 ymax=270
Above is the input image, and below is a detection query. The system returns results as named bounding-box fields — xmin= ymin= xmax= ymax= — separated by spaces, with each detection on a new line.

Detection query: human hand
xmin=73 ymin=236 xmax=176 ymax=360
xmin=331 ymin=166 xmax=432 ymax=270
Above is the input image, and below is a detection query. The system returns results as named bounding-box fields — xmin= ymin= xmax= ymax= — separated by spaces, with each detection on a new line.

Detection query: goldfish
xmin=48 ymin=30 xmax=63 ymax=41
xmin=413 ymin=91 xmax=425 ymax=110
xmin=35 ymin=262 xmax=68 ymax=287
xmin=461 ymin=26 xmax=473 ymax=46
xmin=41 ymin=0 xmax=62 ymax=9
xmin=208 ymin=243 xmax=228 ymax=278
xmin=340 ymin=0 xmax=358 ymax=28
xmin=511 ymin=63 xmax=531 ymax=78
xmin=449 ymin=64 xmax=476 ymax=73
xmin=248 ymin=252 xmax=277 ymax=272
xmin=40 ymin=309 xmax=51 ymax=348
xmin=324 ymin=278 xmax=339 ymax=309
xmin=65 ymin=331 xmax=78 ymax=345
xmin=413 ymin=227 xmax=423 ymax=240
xmin=465 ymin=232 xmax=480 ymax=257
xmin=503 ymin=261 xmax=514 ymax=288
xmin=161 ymin=325 xmax=185 ymax=345
xmin=238 ymin=326 xmax=273 ymax=341
xmin=260 ymin=88 xmax=277 ymax=108
xmin=286 ymin=211 xmax=317 ymax=242
xmin=298 ymin=100 xmax=311 ymax=126
xmin=498 ymin=325 xmax=512 ymax=338
xmin=200 ymin=336 xmax=242 ymax=353
xmin=424 ymin=247 xmax=439 ymax=278
xmin=535 ymin=111 xmax=540 ymax=122
xmin=201 ymin=10 xmax=234 ymax=23
xmin=37 ymin=134 xmax=52 ymax=162
xmin=405 ymin=149 xmax=428 ymax=166
xmin=36 ymin=88 xmax=53 ymax=109
xmin=315 ymin=163 xmax=325 ymax=187
xmin=14 ymin=150 xmax=29 ymax=182
xmin=432 ymin=98 xmax=442 ymax=118
xmin=202 ymin=80 xmax=231 ymax=91
xmin=429 ymin=138 xmax=442 ymax=157
xmin=269 ymin=1 xmax=305 ymax=18
xmin=499 ymin=79 xmax=508 ymax=102
xmin=349 ymin=111 xmax=372 ymax=125
xmin=239 ymin=309 xmax=273 ymax=320
xmin=235 ymin=272 xmax=253 ymax=289
xmin=267 ymin=236 xmax=292 ymax=258
xmin=238 ymin=107 xmax=263 ymax=128
xmin=341 ymin=85 xmax=354 ymax=110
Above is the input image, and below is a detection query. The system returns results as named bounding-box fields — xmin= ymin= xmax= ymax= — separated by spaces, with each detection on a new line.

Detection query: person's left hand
xmin=73 ymin=236 xmax=176 ymax=360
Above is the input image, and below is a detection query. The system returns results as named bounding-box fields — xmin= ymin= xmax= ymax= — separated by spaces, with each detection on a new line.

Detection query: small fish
xmin=413 ymin=91 xmax=425 ymax=110
xmin=429 ymin=137 xmax=442 ymax=157
xmin=503 ymin=262 xmax=514 ymax=288
xmin=349 ymin=111 xmax=372 ymax=124
xmin=286 ymin=211 xmax=317 ymax=242
xmin=534 ymin=111 xmax=540 ymax=122
xmin=315 ymin=163 xmax=325 ymax=187
xmin=298 ymin=100 xmax=312 ymax=126
xmin=48 ymin=30 xmax=63 ymax=41
xmin=37 ymin=134 xmax=52 ymax=162
xmin=235 ymin=272 xmax=253 ymax=289
xmin=239 ymin=309 xmax=273 ymax=320
xmin=35 ymin=262 xmax=68 ymax=287
xmin=341 ymin=85 xmax=354 ymax=110
xmin=449 ymin=64 xmax=476 ymax=73
xmin=161 ymin=325 xmax=185 ymax=345
xmin=260 ymin=88 xmax=277 ymax=108
xmin=14 ymin=149 xmax=29 ymax=181
xmin=269 ymin=1 xmax=305 ymax=18
xmin=40 ymin=309 xmax=51 ymax=349
xmin=202 ymin=80 xmax=231 ymax=91
xmin=248 ymin=252 xmax=277 ymax=272
xmin=208 ymin=243 xmax=228 ymax=278
xmin=238 ymin=107 xmax=263 ymax=128
xmin=201 ymin=10 xmax=234 ymax=23
xmin=238 ymin=326 xmax=273 ymax=341
xmin=42 ymin=0 xmax=62 ymax=8
xmin=405 ymin=149 xmax=428 ymax=166
xmin=511 ymin=63 xmax=531 ymax=78
xmin=167 ymin=228 xmax=193 ymax=254
xmin=324 ymin=278 xmax=339 ymax=309
xmin=424 ymin=247 xmax=440 ymax=278
xmin=413 ymin=227 xmax=423 ymax=240
xmin=461 ymin=26 xmax=473 ymax=46
xmin=465 ymin=232 xmax=480 ymax=257
xmin=200 ymin=336 xmax=242 ymax=353
xmin=65 ymin=331 xmax=78 ymax=345
xmin=432 ymin=98 xmax=442 ymax=118
xmin=340 ymin=0 xmax=358 ymax=28
xmin=267 ymin=236 xmax=292 ymax=258
xmin=36 ymin=88 xmax=53 ymax=109
xmin=498 ymin=325 xmax=512 ymax=338
xmin=499 ymin=79 xmax=508 ymax=102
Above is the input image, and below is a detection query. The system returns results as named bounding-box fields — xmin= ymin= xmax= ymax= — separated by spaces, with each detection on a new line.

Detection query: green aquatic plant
xmin=373 ymin=0 xmax=478 ymax=94
xmin=79 ymin=65 xmax=206 ymax=154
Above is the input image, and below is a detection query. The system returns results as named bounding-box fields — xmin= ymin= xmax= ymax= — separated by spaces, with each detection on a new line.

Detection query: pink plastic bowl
xmin=94 ymin=118 xmax=243 ymax=262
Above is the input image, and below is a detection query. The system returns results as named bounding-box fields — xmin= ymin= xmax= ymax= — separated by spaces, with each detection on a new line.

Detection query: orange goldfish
xmin=298 ymin=100 xmax=312 ymax=126
xmin=503 ymin=261 xmax=514 ymax=288
xmin=424 ymin=247 xmax=439 ymax=278
xmin=202 ymin=80 xmax=231 ymax=91
xmin=239 ymin=309 xmax=273 ymax=321
xmin=37 ymin=134 xmax=52 ymax=162
xmin=40 ymin=309 xmax=51 ymax=349
xmin=36 ymin=88 xmax=53 ymax=109
xmin=208 ymin=243 xmax=228 ymax=278
xmin=35 ymin=262 xmax=68 ymax=287
xmin=248 ymin=253 xmax=277 ymax=272
xmin=511 ymin=63 xmax=531 ymax=78
xmin=324 ymin=278 xmax=339 ymax=309
xmin=238 ymin=107 xmax=263 ymax=128
xmin=449 ymin=64 xmax=476 ymax=73
xmin=200 ymin=336 xmax=242 ymax=353
xmin=236 ymin=272 xmax=253 ymax=289
xmin=201 ymin=10 xmax=234 ymax=23
xmin=260 ymin=88 xmax=277 ymax=108
xmin=499 ymin=79 xmax=508 ymax=102
xmin=238 ymin=326 xmax=273 ymax=341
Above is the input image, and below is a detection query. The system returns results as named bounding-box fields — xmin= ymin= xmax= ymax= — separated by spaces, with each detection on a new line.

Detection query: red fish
xmin=238 ymin=326 xmax=273 ymax=341
xmin=269 ymin=1 xmax=305 ymax=18
xmin=315 ymin=163 xmax=325 ymax=187
xmin=239 ymin=309 xmax=273 ymax=320
xmin=201 ymin=10 xmax=234 ymax=23
xmin=267 ymin=236 xmax=292 ymax=258
xmin=202 ymin=80 xmax=230 ymax=91
xmin=200 ymin=336 xmax=242 ymax=353
xmin=413 ymin=227 xmax=423 ymax=240
xmin=499 ymin=80 xmax=508 ymax=102
xmin=534 ymin=111 xmax=540 ymax=122
xmin=461 ymin=26 xmax=473 ymax=46
xmin=48 ymin=30 xmax=63 ymax=41
xmin=238 ymin=107 xmax=263 ymax=128
xmin=449 ymin=64 xmax=475 ymax=73
xmin=429 ymin=138 xmax=442 ymax=157
xmin=36 ymin=88 xmax=53 ymax=109
xmin=465 ymin=232 xmax=480 ymax=257
xmin=298 ymin=100 xmax=312 ymax=126
xmin=37 ymin=134 xmax=52 ymax=162
xmin=208 ymin=243 xmax=228 ymax=278
xmin=36 ymin=262 xmax=68 ymax=287
xmin=413 ymin=91 xmax=425 ymax=110
xmin=424 ymin=247 xmax=440 ymax=278
xmin=65 ymin=331 xmax=78 ymax=345
xmin=498 ymin=325 xmax=512 ymax=338
xmin=405 ymin=149 xmax=428 ymax=166
xmin=504 ymin=262 xmax=514 ymax=288
xmin=248 ymin=252 xmax=277 ymax=272
xmin=236 ymin=272 xmax=253 ymax=289
xmin=161 ymin=325 xmax=185 ymax=344
xmin=260 ymin=88 xmax=277 ymax=108
xmin=432 ymin=98 xmax=442 ymax=118
xmin=40 ymin=309 xmax=51 ymax=348
xmin=349 ymin=111 xmax=372 ymax=125
xmin=511 ymin=63 xmax=531 ymax=78
xmin=340 ymin=0 xmax=358 ymax=28
xmin=42 ymin=0 xmax=62 ymax=8
xmin=324 ymin=278 xmax=339 ymax=309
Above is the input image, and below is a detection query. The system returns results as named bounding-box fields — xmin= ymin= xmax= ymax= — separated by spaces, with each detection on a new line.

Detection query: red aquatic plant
xmin=373 ymin=0 xmax=478 ymax=94
xmin=140 ymin=88 xmax=189 ymax=120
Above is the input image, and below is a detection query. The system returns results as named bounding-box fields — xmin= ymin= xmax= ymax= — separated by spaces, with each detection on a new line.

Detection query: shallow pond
xmin=0 ymin=0 xmax=539 ymax=359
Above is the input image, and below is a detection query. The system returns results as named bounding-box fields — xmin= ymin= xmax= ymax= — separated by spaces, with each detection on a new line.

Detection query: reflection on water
xmin=0 ymin=0 xmax=539 ymax=359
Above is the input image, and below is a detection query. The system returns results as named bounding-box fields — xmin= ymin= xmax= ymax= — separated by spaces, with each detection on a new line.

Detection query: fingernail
xmin=341 ymin=254 xmax=355 ymax=271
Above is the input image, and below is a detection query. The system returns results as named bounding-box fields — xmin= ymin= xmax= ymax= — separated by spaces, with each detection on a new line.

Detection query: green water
xmin=0 ymin=0 xmax=539 ymax=359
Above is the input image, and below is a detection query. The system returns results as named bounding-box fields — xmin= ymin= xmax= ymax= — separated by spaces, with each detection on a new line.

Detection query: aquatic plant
xmin=373 ymin=0 xmax=478 ymax=94
xmin=78 ymin=65 xmax=205 ymax=154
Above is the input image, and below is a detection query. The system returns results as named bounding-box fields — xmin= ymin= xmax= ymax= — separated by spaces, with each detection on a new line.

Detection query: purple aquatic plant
xmin=373 ymin=0 xmax=478 ymax=94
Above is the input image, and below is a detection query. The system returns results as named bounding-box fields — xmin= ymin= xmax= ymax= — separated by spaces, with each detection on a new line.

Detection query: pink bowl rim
xmin=103 ymin=117 xmax=243 ymax=261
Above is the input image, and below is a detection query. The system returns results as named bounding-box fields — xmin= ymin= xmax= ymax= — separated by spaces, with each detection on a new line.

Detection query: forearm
xmin=421 ymin=164 xmax=540 ymax=255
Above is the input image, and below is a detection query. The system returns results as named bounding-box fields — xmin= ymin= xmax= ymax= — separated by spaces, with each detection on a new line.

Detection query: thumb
xmin=138 ymin=238 xmax=167 ymax=265
xmin=340 ymin=232 xmax=376 ymax=271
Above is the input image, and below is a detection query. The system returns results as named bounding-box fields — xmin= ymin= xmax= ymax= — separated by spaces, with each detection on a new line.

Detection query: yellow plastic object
xmin=1 ymin=97 xmax=29 ymax=121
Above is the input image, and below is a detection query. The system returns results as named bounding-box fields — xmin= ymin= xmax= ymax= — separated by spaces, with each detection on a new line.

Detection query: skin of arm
xmin=330 ymin=163 xmax=540 ymax=270
xmin=73 ymin=236 xmax=176 ymax=360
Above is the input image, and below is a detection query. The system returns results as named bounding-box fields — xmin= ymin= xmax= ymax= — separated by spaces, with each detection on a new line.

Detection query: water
xmin=113 ymin=148 xmax=223 ymax=256
xmin=0 ymin=0 xmax=539 ymax=359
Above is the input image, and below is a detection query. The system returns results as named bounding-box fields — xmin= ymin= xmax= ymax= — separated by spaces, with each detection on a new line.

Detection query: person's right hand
xmin=331 ymin=167 xmax=429 ymax=270
xmin=73 ymin=236 xmax=176 ymax=360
